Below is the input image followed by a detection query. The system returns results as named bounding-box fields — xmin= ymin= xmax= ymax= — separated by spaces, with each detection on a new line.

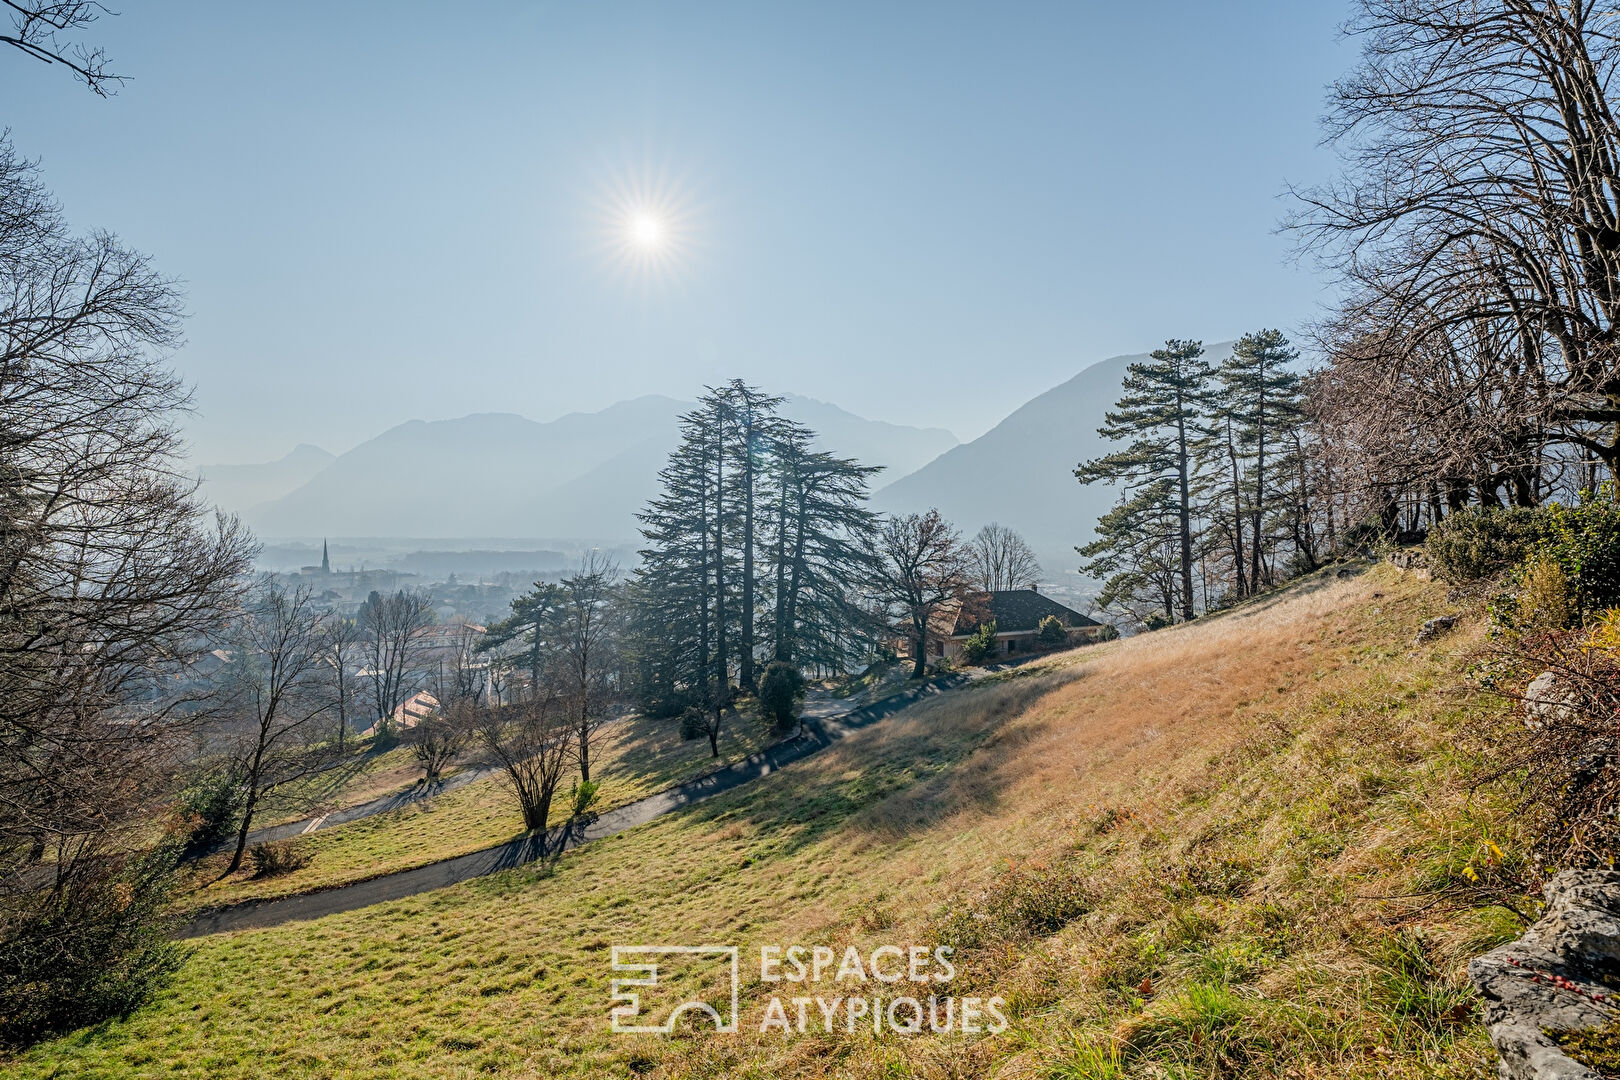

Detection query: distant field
xmin=8 ymin=565 xmax=1518 ymax=1079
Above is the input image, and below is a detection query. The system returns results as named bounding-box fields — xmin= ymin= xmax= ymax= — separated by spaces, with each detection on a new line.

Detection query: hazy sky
xmin=1 ymin=1 xmax=1356 ymax=463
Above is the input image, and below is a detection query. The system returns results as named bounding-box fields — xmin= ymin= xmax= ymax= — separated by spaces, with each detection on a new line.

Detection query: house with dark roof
xmin=938 ymin=586 xmax=1107 ymax=661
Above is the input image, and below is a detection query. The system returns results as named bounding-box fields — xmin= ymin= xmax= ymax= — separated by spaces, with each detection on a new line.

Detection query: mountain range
xmin=197 ymin=348 xmax=1229 ymax=580
xmin=199 ymin=394 xmax=958 ymax=541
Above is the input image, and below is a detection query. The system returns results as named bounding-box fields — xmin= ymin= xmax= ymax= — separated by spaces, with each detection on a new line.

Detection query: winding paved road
xmin=182 ymin=670 xmax=992 ymax=937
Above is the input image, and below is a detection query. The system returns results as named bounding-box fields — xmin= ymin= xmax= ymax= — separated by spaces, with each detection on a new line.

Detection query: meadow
xmin=7 ymin=563 xmax=1522 ymax=1079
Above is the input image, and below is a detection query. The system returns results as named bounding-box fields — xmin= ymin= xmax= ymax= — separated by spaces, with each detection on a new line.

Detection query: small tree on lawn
xmin=473 ymin=692 xmax=574 ymax=842
xmin=758 ymin=661 xmax=805 ymax=734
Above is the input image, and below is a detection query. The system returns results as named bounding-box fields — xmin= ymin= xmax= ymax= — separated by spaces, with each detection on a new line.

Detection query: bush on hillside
xmin=0 ymin=845 xmax=183 ymax=1048
xmin=1426 ymin=506 xmax=1544 ymax=583
xmin=1037 ymin=615 xmax=1067 ymax=646
xmin=249 ymin=839 xmax=311 ymax=879
xmin=758 ymin=662 xmax=804 ymax=734
xmin=176 ymin=760 xmax=245 ymax=859
xmin=1528 ymin=495 xmax=1620 ymax=621
xmin=678 ymin=706 xmax=707 ymax=742
xmin=959 ymin=621 xmax=998 ymax=666
xmin=569 ymin=779 xmax=601 ymax=819
xmin=1469 ymin=494 xmax=1620 ymax=631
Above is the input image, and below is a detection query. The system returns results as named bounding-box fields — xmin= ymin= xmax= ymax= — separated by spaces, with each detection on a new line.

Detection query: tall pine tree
xmin=1076 ymin=339 xmax=1213 ymax=623
xmin=1218 ymin=329 xmax=1303 ymax=593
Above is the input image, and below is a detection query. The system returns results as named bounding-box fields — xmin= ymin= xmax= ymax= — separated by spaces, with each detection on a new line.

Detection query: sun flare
xmin=593 ymin=166 xmax=697 ymax=282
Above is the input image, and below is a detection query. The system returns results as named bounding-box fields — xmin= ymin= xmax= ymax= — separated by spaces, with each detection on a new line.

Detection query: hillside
xmin=241 ymin=396 xmax=958 ymax=540
xmin=874 ymin=344 xmax=1235 ymax=582
xmin=193 ymin=444 xmax=334 ymax=516
xmin=7 ymin=563 xmax=1525 ymax=1079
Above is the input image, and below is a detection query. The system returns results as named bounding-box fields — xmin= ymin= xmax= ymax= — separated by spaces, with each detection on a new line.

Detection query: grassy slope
xmin=181 ymin=709 xmax=779 ymax=911
xmin=7 ymin=565 xmax=1525 ymax=1079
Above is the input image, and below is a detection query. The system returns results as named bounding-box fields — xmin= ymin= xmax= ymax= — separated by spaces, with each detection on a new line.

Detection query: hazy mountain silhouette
xmin=194 ymin=443 xmax=334 ymax=516
xmin=873 ymin=344 xmax=1235 ymax=580
xmin=242 ymin=395 xmax=960 ymax=539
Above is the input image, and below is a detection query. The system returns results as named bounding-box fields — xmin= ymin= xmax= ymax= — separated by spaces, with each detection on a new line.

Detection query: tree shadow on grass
xmin=652 ymin=669 xmax=1080 ymax=868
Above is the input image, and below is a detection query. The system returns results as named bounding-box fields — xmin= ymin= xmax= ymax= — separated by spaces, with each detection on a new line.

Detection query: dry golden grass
xmin=7 ymin=564 xmax=1521 ymax=1079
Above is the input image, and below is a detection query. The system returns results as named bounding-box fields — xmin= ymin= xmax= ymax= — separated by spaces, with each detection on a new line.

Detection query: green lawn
xmin=9 ymin=566 xmax=1523 ymax=1079
xmin=180 ymin=706 xmax=783 ymax=912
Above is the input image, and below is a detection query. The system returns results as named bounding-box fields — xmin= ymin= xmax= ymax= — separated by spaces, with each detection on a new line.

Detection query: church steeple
xmin=321 ymin=539 xmax=330 ymax=575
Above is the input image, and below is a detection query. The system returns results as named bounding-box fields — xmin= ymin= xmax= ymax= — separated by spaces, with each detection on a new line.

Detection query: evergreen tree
xmin=632 ymin=383 xmax=883 ymax=714
xmin=1076 ymin=339 xmax=1213 ymax=622
xmin=1218 ymin=330 xmax=1303 ymax=592
xmin=483 ymin=581 xmax=561 ymax=695
xmin=764 ymin=426 xmax=883 ymax=672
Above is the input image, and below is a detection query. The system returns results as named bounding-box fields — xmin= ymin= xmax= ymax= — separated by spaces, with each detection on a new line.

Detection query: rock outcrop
xmin=1526 ymin=671 xmax=1584 ymax=730
xmin=1416 ymin=615 xmax=1458 ymax=644
xmin=1471 ymin=870 xmax=1620 ymax=1079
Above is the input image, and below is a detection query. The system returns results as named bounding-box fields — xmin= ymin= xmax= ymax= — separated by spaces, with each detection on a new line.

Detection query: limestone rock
xmin=1471 ymin=870 xmax=1620 ymax=1079
xmin=1416 ymin=615 xmax=1458 ymax=644
xmin=1526 ymin=671 xmax=1583 ymax=730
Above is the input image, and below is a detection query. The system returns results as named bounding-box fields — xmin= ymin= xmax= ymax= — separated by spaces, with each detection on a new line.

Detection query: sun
xmin=592 ymin=165 xmax=698 ymax=282
xmin=629 ymin=211 xmax=666 ymax=251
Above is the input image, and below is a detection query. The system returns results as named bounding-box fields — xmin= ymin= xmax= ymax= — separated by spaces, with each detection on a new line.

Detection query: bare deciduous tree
xmin=217 ymin=583 xmax=342 ymax=878
xmin=411 ymin=624 xmax=483 ymax=781
xmin=0 ymin=137 xmax=253 ymax=1041
xmin=2 ymin=1 xmax=122 ymax=94
xmin=359 ymin=590 xmax=433 ymax=738
xmin=969 ymin=522 xmax=1042 ymax=592
xmin=473 ymin=690 xmax=574 ymax=841
xmin=551 ymin=552 xmax=620 ymax=784
xmin=873 ymin=510 xmax=973 ymax=678
xmin=321 ymin=614 xmax=361 ymax=749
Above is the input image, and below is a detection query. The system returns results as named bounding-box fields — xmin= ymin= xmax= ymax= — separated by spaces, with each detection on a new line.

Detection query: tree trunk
xmin=223 ymin=791 xmax=257 ymax=877
xmin=524 ymin=789 xmax=552 ymax=832
xmin=1176 ymin=413 xmax=1195 ymax=622
xmin=1250 ymin=388 xmax=1267 ymax=593
xmin=578 ymin=700 xmax=591 ymax=784
xmin=740 ymin=428 xmax=757 ymax=692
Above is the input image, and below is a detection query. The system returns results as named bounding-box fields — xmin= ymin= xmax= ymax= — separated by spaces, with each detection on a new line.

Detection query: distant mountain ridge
xmin=231 ymin=395 xmax=960 ymax=539
xmin=194 ymin=444 xmax=334 ymax=516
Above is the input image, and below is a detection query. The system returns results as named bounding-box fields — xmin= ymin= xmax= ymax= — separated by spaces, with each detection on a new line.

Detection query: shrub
xmin=1037 ymin=614 xmax=1067 ymax=646
xmin=959 ymin=620 xmax=998 ymax=666
xmin=569 ymin=779 xmax=600 ymax=819
xmin=1514 ymin=555 xmax=1575 ymax=630
xmin=1143 ymin=612 xmax=1172 ymax=632
xmin=1093 ymin=623 xmax=1121 ymax=642
xmin=249 ymin=839 xmax=312 ymax=879
xmin=0 ymin=846 xmax=182 ymax=1048
xmin=1531 ymin=494 xmax=1620 ymax=621
xmin=175 ymin=761 xmax=245 ymax=859
xmin=678 ymin=706 xmax=707 ymax=742
xmin=1427 ymin=505 xmax=1544 ymax=583
xmin=757 ymin=661 xmax=804 ymax=734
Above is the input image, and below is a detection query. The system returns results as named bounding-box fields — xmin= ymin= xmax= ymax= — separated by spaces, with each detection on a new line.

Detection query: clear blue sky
xmin=1 ymin=1 xmax=1357 ymax=463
